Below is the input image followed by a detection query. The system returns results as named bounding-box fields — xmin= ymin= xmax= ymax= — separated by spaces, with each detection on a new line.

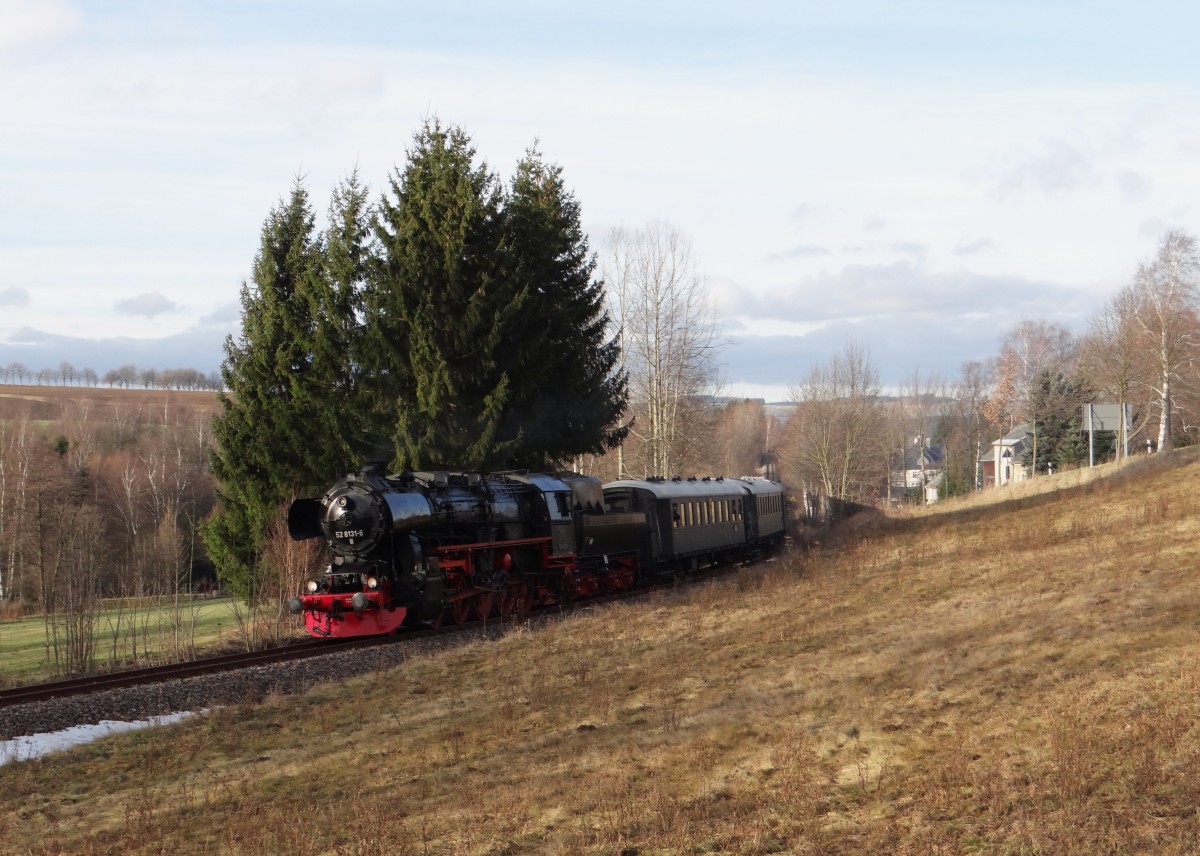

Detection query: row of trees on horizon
xmin=1 ymin=362 xmax=221 ymax=391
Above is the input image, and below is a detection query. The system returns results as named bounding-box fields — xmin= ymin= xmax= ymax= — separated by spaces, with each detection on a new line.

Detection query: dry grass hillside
xmin=5 ymin=450 xmax=1200 ymax=854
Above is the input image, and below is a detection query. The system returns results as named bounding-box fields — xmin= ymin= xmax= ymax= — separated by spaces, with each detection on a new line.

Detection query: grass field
xmin=0 ymin=598 xmax=270 ymax=684
xmin=4 ymin=449 xmax=1200 ymax=853
xmin=0 ymin=383 xmax=218 ymax=423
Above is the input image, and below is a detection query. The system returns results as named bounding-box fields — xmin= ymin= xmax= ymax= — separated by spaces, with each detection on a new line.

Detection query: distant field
xmin=0 ymin=384 xmax=219 ymax=423
xmin=0 ymin=598 xmax=258 ymax=684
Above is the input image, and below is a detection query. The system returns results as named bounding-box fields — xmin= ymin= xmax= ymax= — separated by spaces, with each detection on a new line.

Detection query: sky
xmin=5 ymin=1 xmax=1200 ymax=400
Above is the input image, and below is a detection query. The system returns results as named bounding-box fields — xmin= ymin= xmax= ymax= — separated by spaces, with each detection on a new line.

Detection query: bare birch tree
xmin=951 ymin=360 xmax=995 ymax=490
xmin=603 ymin=223 xmax=722 ymax=477
xmin=1078 ymin=284 xmax=1153 ymax=459
xmin=1131 ymin=230 xmax=1200 ymax=452
xmin=981 ymin=320 xmax=1076 ymax=472
xmin=711 ymin=398 xmax=769 ymax=476
xmin=785 ymin=342 xmax=886 ymax=501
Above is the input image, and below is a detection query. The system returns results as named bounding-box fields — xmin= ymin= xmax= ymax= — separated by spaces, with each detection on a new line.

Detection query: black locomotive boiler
xmin=287 ymin=466 xmax=787 ymax=638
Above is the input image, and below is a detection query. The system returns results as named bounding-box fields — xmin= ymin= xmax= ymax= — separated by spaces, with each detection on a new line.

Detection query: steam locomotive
xmin=286 ymin=465 xmax=787 ymax=638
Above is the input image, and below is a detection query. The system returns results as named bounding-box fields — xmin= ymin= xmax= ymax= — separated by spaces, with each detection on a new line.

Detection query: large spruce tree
xmin=306 ymin=169 xmax=375 ymax=473
xmin=498 ymin=145 xmax=627 ymax=467
xmin=363 ymin=123 xmax=628 ymax=471
xmin=208 ymin=124 xmax=630 ymax=597
xmin=364 ymin=121 xmax=523 ymax=470
xmin=205 ymin=180 xmax=328 ymax=599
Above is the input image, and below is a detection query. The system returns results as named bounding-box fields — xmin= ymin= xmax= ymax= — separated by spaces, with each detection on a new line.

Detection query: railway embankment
xmin=4 ymin=448 xmax=1200 ymax=854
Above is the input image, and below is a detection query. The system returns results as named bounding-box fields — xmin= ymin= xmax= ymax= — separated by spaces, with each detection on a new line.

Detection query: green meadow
xmin=0 ymin=597 xmax=262 ymax=684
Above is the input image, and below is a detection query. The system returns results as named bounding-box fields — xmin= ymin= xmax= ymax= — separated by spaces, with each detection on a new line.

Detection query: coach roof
xmin=603 ymin=477 xmax=770 ymax=501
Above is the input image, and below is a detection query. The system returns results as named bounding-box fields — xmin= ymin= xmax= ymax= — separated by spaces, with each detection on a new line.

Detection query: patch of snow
xmin=0 ymin=711 xmax=200 ymax=765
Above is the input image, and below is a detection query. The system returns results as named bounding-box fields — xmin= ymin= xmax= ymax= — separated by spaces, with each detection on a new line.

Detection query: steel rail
xmin=0 ymin=551 xmax=780 ymax=710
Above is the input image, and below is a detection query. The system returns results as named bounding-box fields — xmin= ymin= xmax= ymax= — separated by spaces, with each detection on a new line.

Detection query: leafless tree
xmin=1078 ymin=284 xmax=1154 ymax=458
xmin=885 ymin=369 xmax=948 ymax=503
xmin=57 ymin=361 xmax=75 ymax=386
xmin=3 ymin=362 xmax=29 ymax=383
xmin=710 ymin=399 xmax=769 ymax=476
xmin=949 ymin=360 xmax=995 ymax=490
xmin=602 ymin=223 xmax=723 ymax=477
xmin=785 ymin=342 xmax=886 ymax=501
xmin=1130 ymin=230 xmax=1200 ymax=452
xmin=982 ymin=320 xmax=1076 ymax=472
xmin=0 ymin=413 xmax=35 ymax=602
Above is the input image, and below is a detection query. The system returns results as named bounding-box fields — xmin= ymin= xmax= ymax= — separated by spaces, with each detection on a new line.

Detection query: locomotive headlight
xmin=305 ymin=579 xmax=319 ymax=593
xmin=366 ymin=576 xmax=379 ymax=590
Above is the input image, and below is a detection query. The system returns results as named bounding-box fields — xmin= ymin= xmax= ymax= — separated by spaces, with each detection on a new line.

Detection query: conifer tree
xmin=363 ymin=120 xmax=522 ymax=470
xmin=306 ymin=169 xmax=375 ymax=472
xmin=204 ymin=180 xmax=325 ymax=599
xmin=498 ymin=145 xmax=627 ymax=467
xmin=363 ymin=124 xmax=628 ymax=471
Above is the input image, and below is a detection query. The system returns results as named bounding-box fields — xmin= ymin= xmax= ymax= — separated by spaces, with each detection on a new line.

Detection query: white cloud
xmin=988 ymin=140 xmax=1096 ymax=199
xmin=299 ymin=60 xmax=384 ymax=105
xmin=769 ymin=244 xmax=831 ymax=261
xmin=1116 ymin=169 xmax=1152 ymax=202
xmin=954 ymin=238 xmax=995 ymax=256
xmin=0 ymin=0 xmax=81 ymax=54
xmin=0 ymin=286 xmax=28 ymax=306
xmin=114 ymin=292 xmax=178 ymax=318
xmin=721 ymin=261 xmax=1092 ymax=328
xmin=200 ymin=302 xmax=241 ymax=326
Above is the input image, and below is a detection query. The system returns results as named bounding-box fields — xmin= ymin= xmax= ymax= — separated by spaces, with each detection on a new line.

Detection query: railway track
xmin=0 ymin=555 xmax=775 ymax=711
xmin=0 ymin=636 xmax=380 ymax=709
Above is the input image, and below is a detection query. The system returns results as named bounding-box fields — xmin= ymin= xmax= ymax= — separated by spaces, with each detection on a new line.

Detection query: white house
xmin=889 ymin=439 xmax=945 ymax=503
xmin=980 ymin=424 xmax=1032 ymax=488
